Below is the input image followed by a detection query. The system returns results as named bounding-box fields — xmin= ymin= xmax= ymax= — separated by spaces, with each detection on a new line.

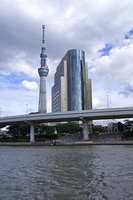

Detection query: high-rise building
xmin=52 ymin=49 xmax=92 ymax=112
xmin=38 ymin=25 xmax=49 ymax=113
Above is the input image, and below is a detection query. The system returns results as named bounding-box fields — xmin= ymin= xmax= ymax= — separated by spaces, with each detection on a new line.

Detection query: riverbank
xmin=0 ymin=140 xmax=133 ymax=146
xmin=0 ymin=132 xmax=133 ymax=146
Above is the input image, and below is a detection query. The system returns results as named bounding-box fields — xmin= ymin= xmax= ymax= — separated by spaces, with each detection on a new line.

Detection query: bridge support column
xmin=29 ymin=122 xmax=35 ymax=142
xmin=82 ymin=119 xmax=89 ymax=140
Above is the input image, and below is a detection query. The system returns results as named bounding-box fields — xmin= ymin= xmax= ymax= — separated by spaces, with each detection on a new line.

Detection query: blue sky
xmin=98 ymin=44 xmax=112 ymax=56
xmin=0 ymin=0 xmax=133 ymax=116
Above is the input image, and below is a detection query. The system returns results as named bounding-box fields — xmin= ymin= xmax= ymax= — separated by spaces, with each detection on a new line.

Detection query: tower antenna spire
xmin=38 ymin=25 xmax=49 ymax=113
xmin=42 ymin=25 xmax=45 ymax=47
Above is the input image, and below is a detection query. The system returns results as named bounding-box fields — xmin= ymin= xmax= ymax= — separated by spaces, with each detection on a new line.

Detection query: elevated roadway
xmin=0 ymin=107 xmax=133 ymax=142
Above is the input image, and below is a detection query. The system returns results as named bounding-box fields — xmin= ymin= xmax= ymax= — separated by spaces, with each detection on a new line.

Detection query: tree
xmin=124 ymin=120 xmax=133 ymax=131
xmin=8 ymin=124 xmax=29 ymax=137
xmin=36 ymin=124 xmax=55 ymax=135
xmin=92 ymin=125 xmax=104 ymax=133
xmin=56 ymin=122 xmax=82 ymax=134
xmin=117 ymin=122 xmax=124 ymax=132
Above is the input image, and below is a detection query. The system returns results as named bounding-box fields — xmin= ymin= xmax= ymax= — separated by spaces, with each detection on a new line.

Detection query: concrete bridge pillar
xmin=29 ymin=122 xmax=35 ymax=142
xmin=82 ymin=119 xmax=89 ymax=140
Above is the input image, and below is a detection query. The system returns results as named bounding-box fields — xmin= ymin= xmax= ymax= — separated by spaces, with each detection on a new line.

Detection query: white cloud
xmin=0 ymin=52 xmax=38 ymax=78
xmin=22 ymin=80 xmax=38 ymax=91
xmin=93 ymin=97 xmax=106 ymax=109
xmin=0 ymin=86 xmax=39 ymax=116
xmin=90 ymin=39 xmax=133 ymax=84
xmin=1 ymin=0 xmax=133 ymax=115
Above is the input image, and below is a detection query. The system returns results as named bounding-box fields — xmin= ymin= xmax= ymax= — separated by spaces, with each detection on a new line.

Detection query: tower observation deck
xmin=38 ymin=25 xmax=49 ymax=113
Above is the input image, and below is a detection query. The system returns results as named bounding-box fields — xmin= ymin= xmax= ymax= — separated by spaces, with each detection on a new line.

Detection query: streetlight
xmin=107 ymin=95 xmax=109 ymax=108
xmin=26 ymin=104 xmax=28 ymax=114
xmin=0 ymin=108 xmax=2 ymax=117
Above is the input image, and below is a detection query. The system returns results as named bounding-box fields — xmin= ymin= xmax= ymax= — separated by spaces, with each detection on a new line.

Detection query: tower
xmin=52 ymin=49 xmax=92 ymax=112
xmin=38 ymin=25 xmax=49 ymax=113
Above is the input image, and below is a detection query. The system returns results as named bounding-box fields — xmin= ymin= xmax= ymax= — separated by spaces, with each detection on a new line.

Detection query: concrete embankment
xmin=0 ymin=140 xmax=133 ymax=146
xmin=0 ymin=133 xmax=133 ymax=146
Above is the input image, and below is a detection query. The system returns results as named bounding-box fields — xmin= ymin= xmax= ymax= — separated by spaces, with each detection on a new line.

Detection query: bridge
xmin=0 ymin=107 xmax=133 ymax=142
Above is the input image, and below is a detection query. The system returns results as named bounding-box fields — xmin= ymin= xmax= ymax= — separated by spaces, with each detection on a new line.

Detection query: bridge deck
xmin=0 ymin=107 xmax=133 ymax=126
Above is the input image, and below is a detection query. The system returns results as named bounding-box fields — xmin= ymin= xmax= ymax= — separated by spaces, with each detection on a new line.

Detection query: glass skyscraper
xmin=52 ymin=49 xmax=92 ymax=112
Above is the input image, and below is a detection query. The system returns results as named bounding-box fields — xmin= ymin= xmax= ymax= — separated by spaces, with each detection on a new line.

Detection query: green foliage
xmin=0 ymin=136 xmax=30 ymax=142
xmin=124 ymin=120 xmax=133 ymax=131
xmin=8 ymin=124 xmax=30 ymax=137
xmin=92 ymin=125 xmax=104 ymax=133
xmin=121 ymin=120 xmax=133 ymax=139
xmin=37 ymin=124 xmax=55 ymax=135
xmin=6 ymin=122 xmax=82 ymax=142
xmin=117 ymin=122 xmax=124 ymax=132
xmin=122 ymin=131 xmax=133 ymax=140
xmin=56 ymin=122 xmax=82 ymax=134
xmin=35 ymin=133 xmax=59 ymax=142
xmin=124 ymin=120 xmax=133 ymax=126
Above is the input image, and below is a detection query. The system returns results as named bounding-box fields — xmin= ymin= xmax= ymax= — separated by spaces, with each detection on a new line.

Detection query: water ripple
xmin=0 ymin=145 xmax=133 ymax=200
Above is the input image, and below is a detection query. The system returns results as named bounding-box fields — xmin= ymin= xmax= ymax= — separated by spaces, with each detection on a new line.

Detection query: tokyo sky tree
xmin=38 ymin=25 xmax=49 ymax=113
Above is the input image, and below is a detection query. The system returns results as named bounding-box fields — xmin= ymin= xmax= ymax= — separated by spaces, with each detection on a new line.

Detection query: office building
xmin=52 ymin=49 xmax=92 ymax=112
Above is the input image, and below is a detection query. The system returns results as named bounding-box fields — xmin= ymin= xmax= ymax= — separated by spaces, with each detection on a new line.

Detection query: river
xmin=0 ymin=145 xmax=132 ymax=200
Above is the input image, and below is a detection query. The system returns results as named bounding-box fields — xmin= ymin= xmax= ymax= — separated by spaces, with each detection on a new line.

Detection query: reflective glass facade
xmin=52 ymin=49 xmax=92 ymax=112
xmin=67 ymin=49 xmax=86 ymax=111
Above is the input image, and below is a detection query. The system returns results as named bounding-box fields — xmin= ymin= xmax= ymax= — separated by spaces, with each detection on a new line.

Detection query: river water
xmin=0 ymin=145 xmax=133 ymax=200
